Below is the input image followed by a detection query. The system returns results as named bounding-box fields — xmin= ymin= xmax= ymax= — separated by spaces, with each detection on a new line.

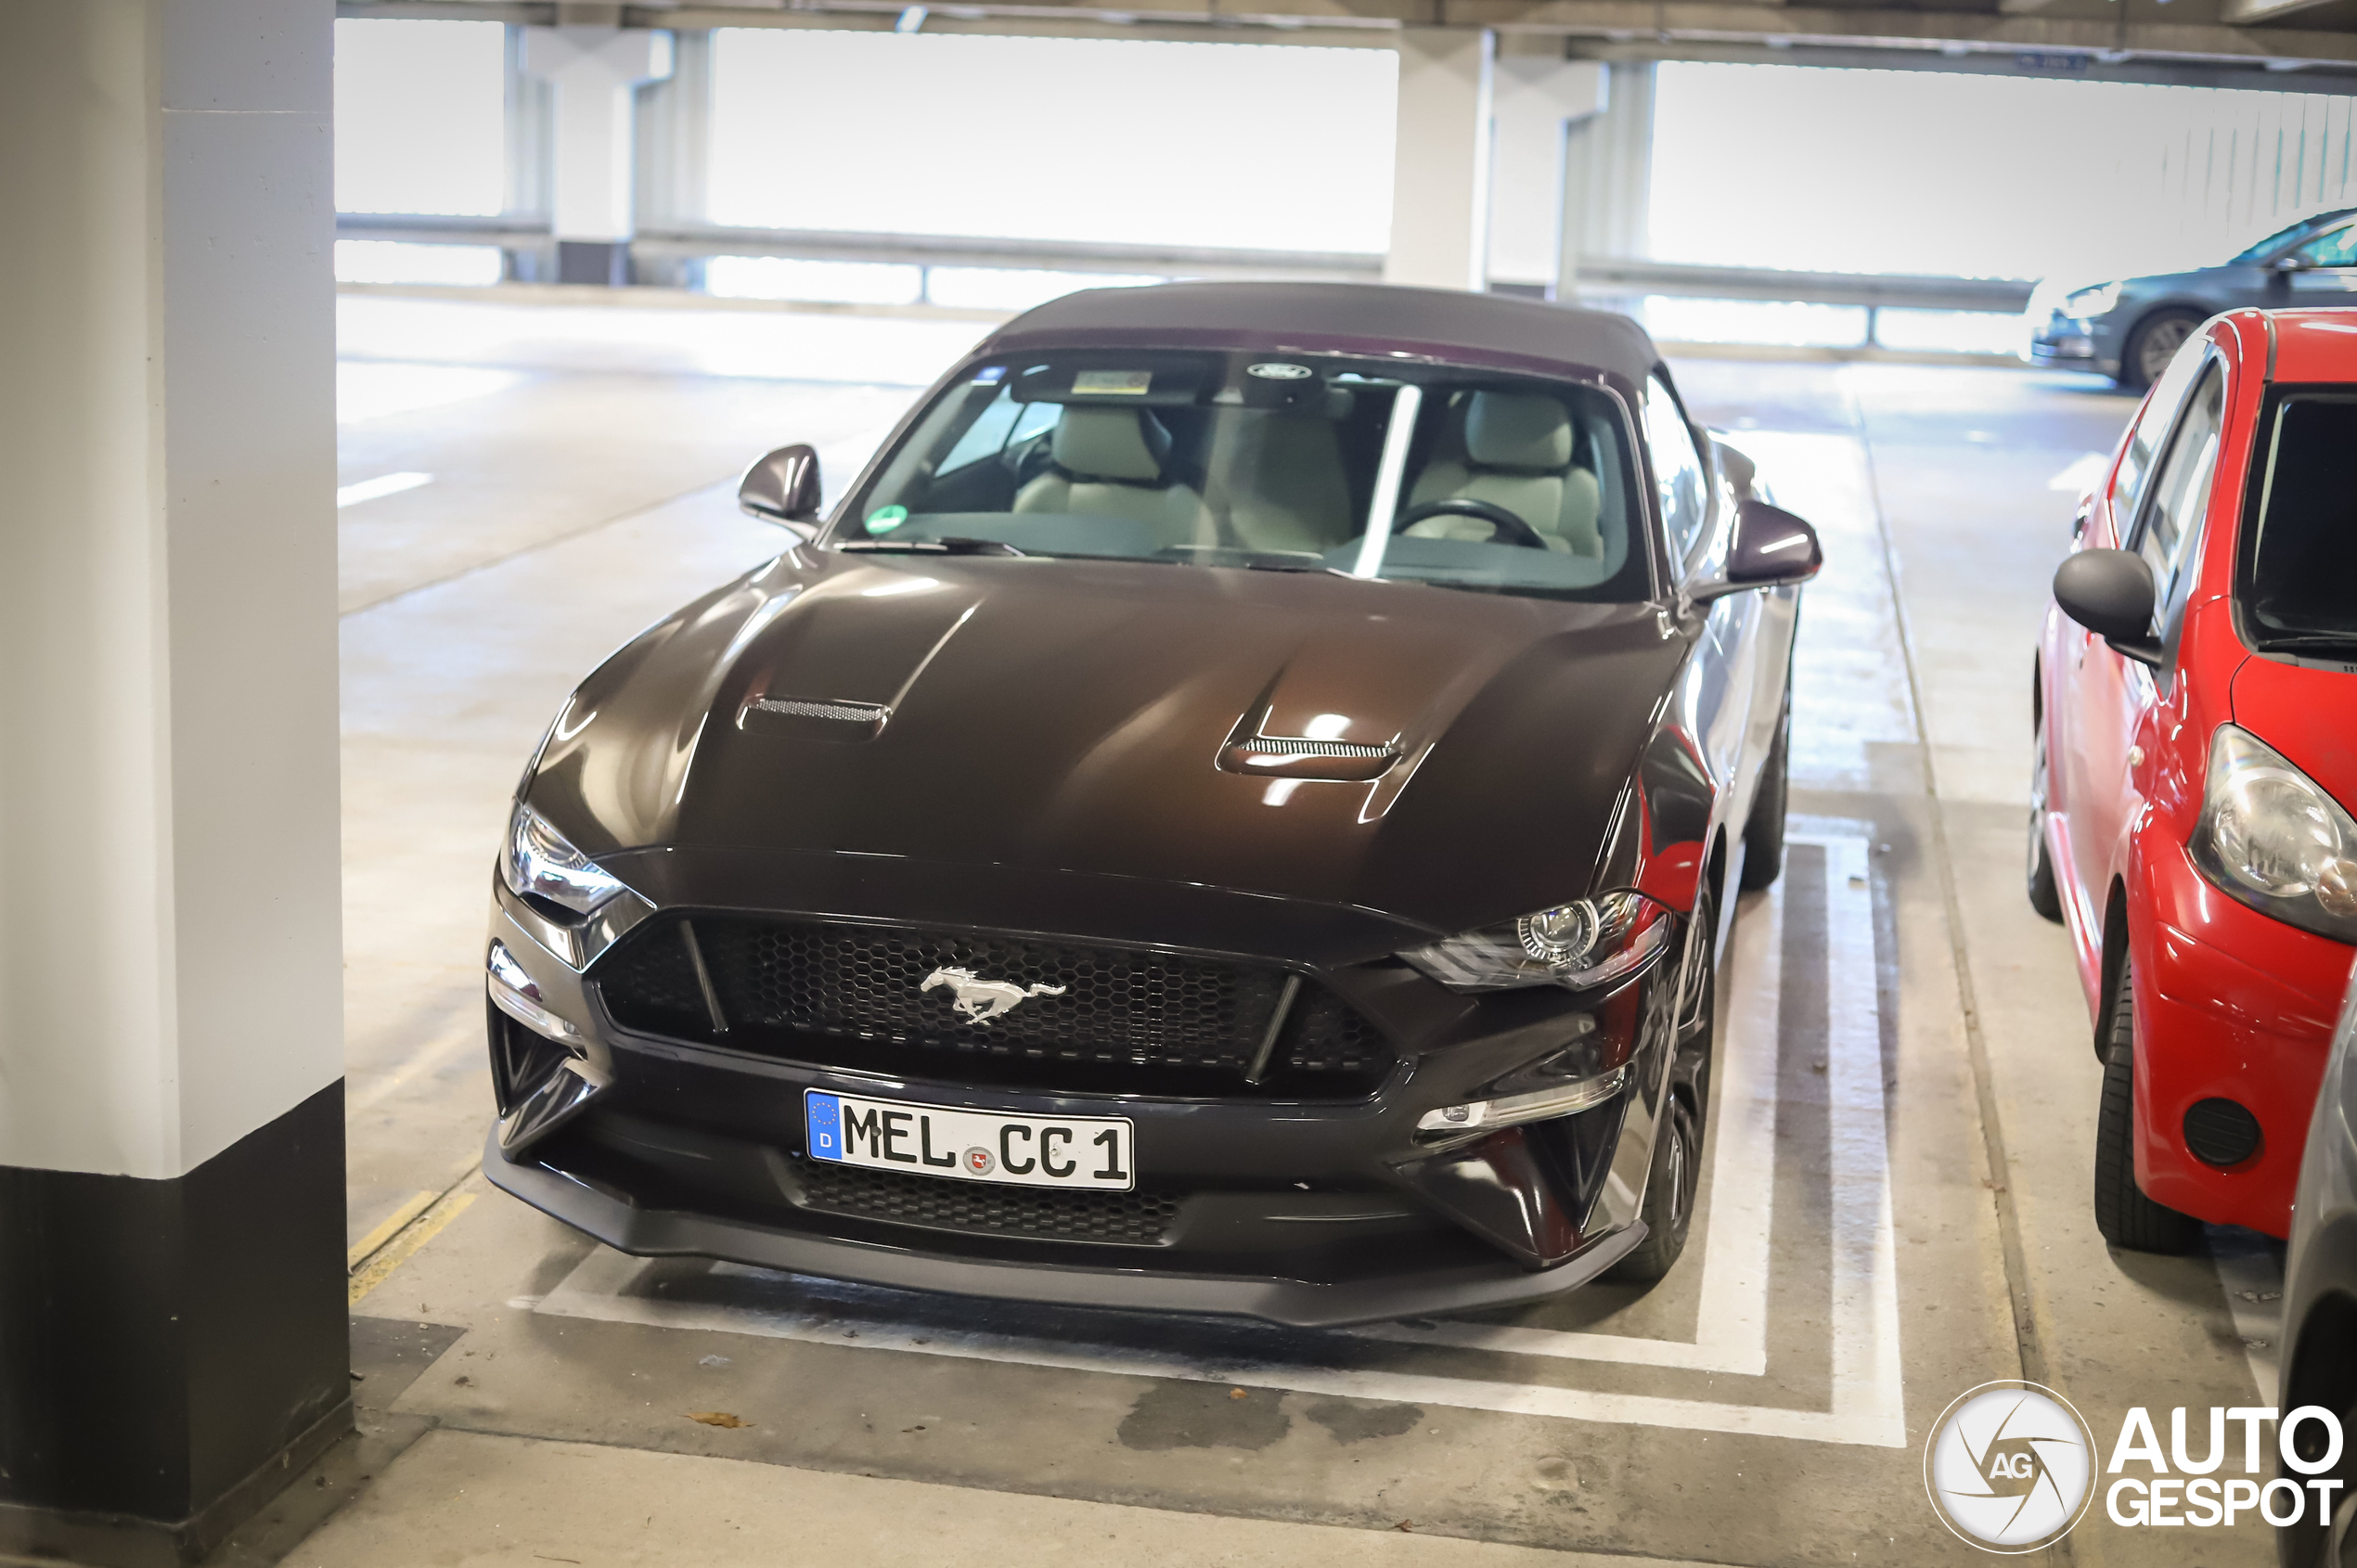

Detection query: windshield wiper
xmin=837 ymin=536 xmax=1025 ymax=557
xmin=2259 ymin=632 xmax=2357 ymax=654
xmin=1152 ymin=545 xmax=1346 ymax=575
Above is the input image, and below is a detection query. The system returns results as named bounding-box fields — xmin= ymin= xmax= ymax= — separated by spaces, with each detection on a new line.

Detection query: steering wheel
xmin=1392 ymin=497 xmax=1550 ymax=551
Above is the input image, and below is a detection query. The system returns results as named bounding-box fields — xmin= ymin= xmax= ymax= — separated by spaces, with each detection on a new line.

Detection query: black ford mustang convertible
xmin=482 ymin=282 xmax=1818 ymax=1326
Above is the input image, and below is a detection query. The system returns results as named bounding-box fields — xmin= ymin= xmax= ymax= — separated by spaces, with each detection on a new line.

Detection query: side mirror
xmin=739 ymin=444 xmax=822 ymax=536
xmin=2274 ymin=254 xmax=2314 ymax=273
xmin=2053 ymin=548 xmax=2161 ymax=666
xmin=1692 ymin=499 xmax=1822 ymax=603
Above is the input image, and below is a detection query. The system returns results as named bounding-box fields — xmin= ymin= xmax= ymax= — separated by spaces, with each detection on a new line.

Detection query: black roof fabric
xmin=983 ymin=281 xmax=1662 ymax=384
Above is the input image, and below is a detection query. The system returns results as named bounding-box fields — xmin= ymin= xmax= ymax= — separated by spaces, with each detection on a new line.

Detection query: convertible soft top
xmin=984 ymin=280 xmax=1664 ymax=386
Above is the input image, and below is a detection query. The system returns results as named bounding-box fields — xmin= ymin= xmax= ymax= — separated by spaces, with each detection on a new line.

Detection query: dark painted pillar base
xmin=556 ymin=239 xmax=631 ymax=287
xmin=0 ymin=1084 xmax=352 ymax=1567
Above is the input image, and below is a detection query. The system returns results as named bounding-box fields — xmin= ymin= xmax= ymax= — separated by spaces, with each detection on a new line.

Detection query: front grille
xmin=591 ymin=913 xmax=1393 ymax=1097
xmin=789 ymin=1155 xmax=1180 ymax=1245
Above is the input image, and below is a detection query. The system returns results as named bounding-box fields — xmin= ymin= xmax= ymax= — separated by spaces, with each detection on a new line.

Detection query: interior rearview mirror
xmin=1692 ymin=499 xmax=1822 ymax=603
xmin=739 ymin=444 xmax=822 ymax=536
xmin=2052 ymin=548 xmax=2161 ymax=666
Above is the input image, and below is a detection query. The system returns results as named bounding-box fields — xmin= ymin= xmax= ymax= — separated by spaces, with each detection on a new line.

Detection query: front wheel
xmin=2119 ymin=310 xmax=2201 ymax=392
xmin=2092 ymin=959 xmax=2201 ymax=1253
xmin=1607 ymin=893 xmax=1716 ymax=1283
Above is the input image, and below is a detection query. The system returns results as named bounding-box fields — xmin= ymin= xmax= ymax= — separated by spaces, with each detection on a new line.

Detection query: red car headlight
xmin=2188 ymin=724 xmax=2357 ymax=944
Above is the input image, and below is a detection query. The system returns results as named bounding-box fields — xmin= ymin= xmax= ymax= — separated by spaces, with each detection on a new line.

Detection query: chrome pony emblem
xmin=920 ymin=966 xmax=1067 ymax=1025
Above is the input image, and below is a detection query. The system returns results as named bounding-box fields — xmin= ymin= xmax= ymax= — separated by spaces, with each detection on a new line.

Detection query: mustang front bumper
xmin=480 ymin=855 xmax=1681 ymax=1329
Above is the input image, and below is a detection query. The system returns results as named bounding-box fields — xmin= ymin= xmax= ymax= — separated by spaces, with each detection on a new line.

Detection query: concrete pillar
xmin=522 ymin=26 xmax=675 ymax=285
xmin=1487 ymin=55 xmax=1608 ymax=296
xmin=631 ymin=28 xmax=714 ymax=289
xmin=1385 ymin=28 xmax=1495 ymax=291
xmin=0 ymin=2 xmax=348 ymax=1562
xmin=1557 ymin=61 xmax=1657 ymax=298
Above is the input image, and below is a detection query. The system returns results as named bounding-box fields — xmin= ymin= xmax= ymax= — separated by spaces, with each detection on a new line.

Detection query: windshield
xmin=2229 ymin=212 xmax=2349 ymax=265
xmin=832 ymin=351 xmax=1650 ymax=602
xmin=2242 ymin=390 xmax=2357 ymax=653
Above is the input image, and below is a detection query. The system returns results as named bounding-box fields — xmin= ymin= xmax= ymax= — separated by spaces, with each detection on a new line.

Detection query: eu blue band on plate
xmin=806 ymin=1091 xmax=843 ymax=1161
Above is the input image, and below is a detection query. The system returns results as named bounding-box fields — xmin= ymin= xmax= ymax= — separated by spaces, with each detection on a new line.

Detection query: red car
xmin=2035 ymin=305 xmax=2357 ymax=1251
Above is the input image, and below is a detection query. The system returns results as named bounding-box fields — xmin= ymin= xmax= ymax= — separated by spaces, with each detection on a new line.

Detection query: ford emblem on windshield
xmin=1246 ymin=362 xmax=1313 ymax=379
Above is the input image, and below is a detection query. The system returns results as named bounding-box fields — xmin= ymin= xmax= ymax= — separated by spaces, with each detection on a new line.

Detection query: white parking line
xmin=2046 ymin=452 xmax=2110 ymax=495
xmin=538 ymin=833 xmax=1909 ymax=1446
xmin=2212 ymin=1229 xmax=2284 ymax=1407
xmin=337 ymin=470 xmax=433 ymax=508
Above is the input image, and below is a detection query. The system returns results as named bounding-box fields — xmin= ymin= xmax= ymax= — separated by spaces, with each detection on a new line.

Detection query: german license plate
xmin=804 ymin=1090 xmax=1135 ymax=1191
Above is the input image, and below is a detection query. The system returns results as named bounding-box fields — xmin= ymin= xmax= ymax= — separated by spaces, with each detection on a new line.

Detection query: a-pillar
xmin=0 ymin=3 xmax=349 ymax=1562
xmin=1384 ymin=27 xmax=1495 ymax=291
xmin=1486 ymin=53 xmax=1608 ymax=298
xmin=523 ymin=25 xmax=676 ymax=286
xmin=1556 ymin=62 xmax=1658 ymax=302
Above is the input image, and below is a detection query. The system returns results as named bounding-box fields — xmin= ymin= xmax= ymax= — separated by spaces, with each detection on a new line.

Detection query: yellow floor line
xmin=349 ymin=1190 xmax=478 ymax=1305
xmin=348 ymin=1189 xmax=437 ymax=1270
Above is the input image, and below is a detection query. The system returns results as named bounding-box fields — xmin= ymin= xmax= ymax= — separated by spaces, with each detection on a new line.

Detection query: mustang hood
xmin=529 ymin=552 xmax=1687 ymax=934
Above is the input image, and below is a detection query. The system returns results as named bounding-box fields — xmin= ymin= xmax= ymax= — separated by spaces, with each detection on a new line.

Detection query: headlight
xmin=1401 ymin=891 xmax=1672 ymax=992
xmin=500 ymin=802 xmax=626 ymax=921
xmin=2064 ymin=282 xmax=2123 ymax=318
xmin=2188 ymin=725 xmax=2357 ymax=944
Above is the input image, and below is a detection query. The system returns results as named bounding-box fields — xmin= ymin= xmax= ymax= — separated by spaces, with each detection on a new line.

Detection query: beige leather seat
xmin=1011 ymin=406 xmax=1204 ymax=546
xmin=1403 ymin=392 xmax=1603 ymax=556
xmin=1205 ymin=411 xmax=1354 ymax=553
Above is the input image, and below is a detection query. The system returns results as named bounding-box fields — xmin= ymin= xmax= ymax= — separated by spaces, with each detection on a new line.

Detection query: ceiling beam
xmin=339 ymin=0 xmax=2357 ymax=69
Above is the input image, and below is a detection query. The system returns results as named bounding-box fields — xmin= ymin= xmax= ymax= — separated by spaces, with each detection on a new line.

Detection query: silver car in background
xmin=2026 ymin=207 xmax=2357 ymax=390
xmin=2279 ymin=966 xmax=2357 ymax=1568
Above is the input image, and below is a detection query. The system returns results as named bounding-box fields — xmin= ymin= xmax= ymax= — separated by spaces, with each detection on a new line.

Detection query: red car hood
xmin=2233 ymin=654 xmax=2357 ymax=816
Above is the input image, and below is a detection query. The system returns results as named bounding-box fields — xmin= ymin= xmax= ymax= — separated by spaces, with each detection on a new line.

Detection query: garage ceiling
xmin=342 ymin=0 xmax=2357 ymax=83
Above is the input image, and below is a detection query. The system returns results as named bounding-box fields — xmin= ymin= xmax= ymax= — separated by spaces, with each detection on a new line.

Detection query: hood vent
xmin=1232 ymin=737 xmax=1397 ymax=761
xmin=740 ymin=695 xmax=891 ymax=741
xmin=1217 ymin=704 xmax=1403 ymax=783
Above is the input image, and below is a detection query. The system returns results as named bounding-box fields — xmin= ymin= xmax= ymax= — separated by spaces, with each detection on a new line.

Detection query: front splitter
xmin=481 ymin=1126 xmax=1644 ymax=1330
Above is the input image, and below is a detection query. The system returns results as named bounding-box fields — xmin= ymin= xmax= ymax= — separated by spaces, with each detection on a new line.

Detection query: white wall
xmin=707 ymin=29 xmax=1397 ymax=253
xmin=336 ymin=16 xmax=507 ymax=215
xmin=1651 ymin=62 xmax=2357 ymax=284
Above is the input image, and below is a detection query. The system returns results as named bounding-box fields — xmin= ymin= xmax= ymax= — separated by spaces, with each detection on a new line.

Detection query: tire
xmin=2119 ymin=310 xmax=2202 ymax=392
xmin=2092 ymin=960 xmax=2201 ymax=1253
xmin=1607 ymin=892 xmax=1716 ymax=1283
xmin=1739 ymin=687 xmax=1791 ymax=893
xmin=2028 ymin=700 xmax=2064 ymax=923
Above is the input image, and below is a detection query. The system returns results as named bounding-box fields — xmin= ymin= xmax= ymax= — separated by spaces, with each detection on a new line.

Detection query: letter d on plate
xmin=807 ymin=1092 xmax=843 ymax=1160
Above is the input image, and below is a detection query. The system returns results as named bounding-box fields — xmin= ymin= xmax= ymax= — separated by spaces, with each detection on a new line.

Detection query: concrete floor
xmin=200 ymin=295 xmax=2285 ymax=1567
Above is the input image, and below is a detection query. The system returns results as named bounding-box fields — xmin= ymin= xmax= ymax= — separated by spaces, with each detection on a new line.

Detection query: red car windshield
xmin=2243 ymin=391 xmax=2357 ymax=656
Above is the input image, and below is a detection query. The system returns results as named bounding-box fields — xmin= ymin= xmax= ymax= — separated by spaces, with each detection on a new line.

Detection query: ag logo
xmin=1925 ymin=1382 xmax=2096 ymax=1552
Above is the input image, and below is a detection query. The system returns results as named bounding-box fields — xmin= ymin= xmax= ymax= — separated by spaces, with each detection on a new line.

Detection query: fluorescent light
xmin=337 ymin=471 xmax=432 ymax=508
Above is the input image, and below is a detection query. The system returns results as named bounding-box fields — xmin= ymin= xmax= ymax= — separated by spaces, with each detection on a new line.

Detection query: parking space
xmin=283 ymin=309 xmax=2285 ymax=1567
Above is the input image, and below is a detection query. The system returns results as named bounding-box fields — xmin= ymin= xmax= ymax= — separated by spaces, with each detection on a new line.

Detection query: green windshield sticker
xmin=1073 ymin=369 xmax=1153 ymax=396
xmin=865 ymin=505 xmax=908 ymax=534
